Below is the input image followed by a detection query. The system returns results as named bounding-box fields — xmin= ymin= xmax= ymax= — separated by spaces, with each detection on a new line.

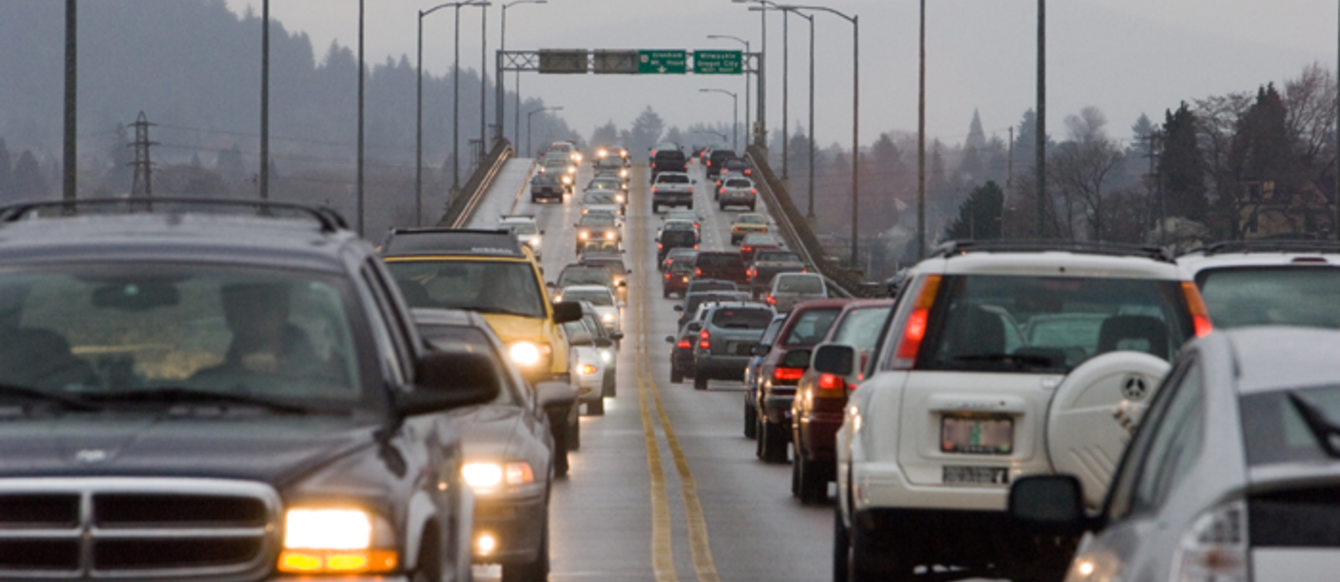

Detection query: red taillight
xmin=652 ymin=186 xmax=658 ymax=193
xmin=658 ymin=243 xmax=663 ymax=249
xmin=720 ymin=188 xmax=726 ymax=195
xmin=696 ymin=268 xmax=702 ymax=276
xmin=677 ymin=339 xmax=692 ymax=349
xmin=751 ymin=188 xmax=757 ymax=194
xmin=766 ymin=296 xmax=776 ymax=305
xmin=893 ymin=275 xmax=942 ymax=368
xmin=817 ymin=373 xmax=846 ymax=391
xmin=707 ymin=160 xmax=712 ymax=166
xmin=694 ymin=222 xmax=700 ymax=228
xmin=745 ymin=169 xmax=752 ymax=175
xmin=1181 ymin=281 xmax=1213 ymax=337
xmin=773 ymin=367 xmax=805 ymax=382
xmin=693 ymin=244 xmax=699 ymax=249
xmin=698 ymin=339 xmax=711 ymax=349
xmin=699 ymin=329 xmax=710 ymax=340
xmin=689 ymin=188 xmax=694 ymax=194
xmin=665 ymin=273 xmax=671 ymax=279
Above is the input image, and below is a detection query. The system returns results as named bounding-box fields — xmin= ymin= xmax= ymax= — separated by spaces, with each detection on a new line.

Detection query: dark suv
xmin=694 ymin=251 xmax=749 ymax=286
xmin=705 ymin=148 xmax=737 ymax=179
xmin=650 ymin=148 xmax=688 ymax=179
xmin=0 ymin=198 xmax=497 ymax=582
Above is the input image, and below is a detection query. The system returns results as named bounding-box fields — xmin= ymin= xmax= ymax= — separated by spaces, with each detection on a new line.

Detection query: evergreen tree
xmin=1129 ymin=113 xmax=1156 ymax=159
xmin=1159 ymin=103 xmax=1208 ymax=222
xmin=944 ymin=181 xmax=1004 ymax=241
xmin=591 ymin=121 xmax=620 ymax=146
xmin=966 ymin=109 xmax=987 ymax=150
xmin=11 ymin=150 xmax=47 ymax=200
xmin=628 ymin=107 xmax=664 ymax=154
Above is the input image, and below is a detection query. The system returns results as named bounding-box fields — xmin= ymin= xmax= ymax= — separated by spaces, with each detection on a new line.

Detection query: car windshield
xmin=661 ymin=231 xmax=696 ymax=245
xmin=711 ymin=308 xmax=775 ymax=329
xmin=757 ymin=252 xmax=801 ymax=263
xmin=775 ymin=276 xmax=824 ymax=294
xmin=1196 ymin=267 xmax=1340 ymax=329
xmin=583 ymin=192 xmax=616 ymax=204
xmin=504 ymin=221 xmax=537 ymax=235
xmin=916 ymin=275 xmax=1193 ymax=373
xmin=559 ymin=267 xmax=613 ymax=287
xmin=579 ymin=214 xmax=616 ymax=227
xmin=725 ymin=179 xmax=752 ymax=188
xmin=1241 ymin=384 xmax=1340 ymax=466
xmin=657 ymin=174 xmax=690 ymax=184
xmin=781 ymin=308 xmax=843 ymax=346
xmin=832 ymin=306 xmax=894 ymax=349
xmin=386 ymin=260 xmax=547 ymax=319
xmin=561 ymin=289 xmax=614 ymax=306
xmin=736 ymin=215 xmax=766 ymax=225
xmin=0 ymin=264 xmax=364 ymax=405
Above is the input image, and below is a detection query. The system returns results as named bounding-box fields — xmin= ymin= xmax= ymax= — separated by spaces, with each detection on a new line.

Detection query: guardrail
xmin=744 ymin=145 xmax=875 ymax=297
xmin=439 ymin=139 xmax=514 ymax=227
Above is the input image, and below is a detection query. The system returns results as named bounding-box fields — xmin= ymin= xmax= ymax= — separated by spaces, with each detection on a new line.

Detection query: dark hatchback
xmin=651 ymin=148 xmax=688 ymax=179
xmin=694 ymin=251 xmax=749 ymax=286
xmin=663 ymin=259 xmax=696 ymax=298
xmin=0 ymin=199 xmax=496 ymax=582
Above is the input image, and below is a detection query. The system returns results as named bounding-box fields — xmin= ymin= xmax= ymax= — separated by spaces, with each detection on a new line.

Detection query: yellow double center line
xmin=632 ymin=172 xmax=721 ymax=582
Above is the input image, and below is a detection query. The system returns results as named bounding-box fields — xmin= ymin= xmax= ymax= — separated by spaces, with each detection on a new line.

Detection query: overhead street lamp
xmin=699 ymin=88 xmax=739 ymax=152
xmin=731 ymin=0 xmax=768 ymax=148
xmin=418 ymin=1 xmax=480 ymax=227
xmin=783 ymin=4 xmax=858 ymax=267
xmin=527 ymin=106 xmax=562 ymax=158
xmin=502 ymin=0 xmax=548 ymax=147
xmin=749 ymin=5 xmax=814 ymax=215
xmin=452 ymin=1 xmax=490 ymax=197
xmin=705 ymin=34 xmax=750 ymax=153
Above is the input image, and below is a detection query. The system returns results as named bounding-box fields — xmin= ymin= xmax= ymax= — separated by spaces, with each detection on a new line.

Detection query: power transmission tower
xmin=128 ymin=111 xmax=157 ymax=197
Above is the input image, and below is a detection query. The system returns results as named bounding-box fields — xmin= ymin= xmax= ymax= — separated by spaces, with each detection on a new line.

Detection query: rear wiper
xmin=952 ymin=353 xmax=1058 ymax=369
xmin=0 ymin=382 xmax=101 ymax=411
xmin=1287 ymin=391 xmax=1340 ymax=459
xmin=90 ymin=387 xmax=313 ymax=415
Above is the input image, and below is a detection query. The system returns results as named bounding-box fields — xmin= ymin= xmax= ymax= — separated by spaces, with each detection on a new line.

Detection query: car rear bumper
xmin=850 ymin=462 xmax=1010 ymax=513
xmin=472 ymin=493 xmax=547 ymax=563
xmin=763 ymin=393 xmax=795 ymax=423
xmin=694 ymin=355 xmax=750 ymax=378
xmin=720 ymin=193 xmax=754 ymax=204
xmin=796 ymin=411 xmax=842 ymax=460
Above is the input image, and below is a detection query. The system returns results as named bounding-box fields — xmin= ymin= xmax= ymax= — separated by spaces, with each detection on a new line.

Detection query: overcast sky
xmin=223 ymin=0 xmax=1337 ymax=147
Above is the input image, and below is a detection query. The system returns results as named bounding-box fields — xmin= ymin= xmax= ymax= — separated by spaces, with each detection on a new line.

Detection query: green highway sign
xmin=638 ymin=50 xmax=687 ymax=74
xmin=693 ymin=50 xmax=742 ymax=75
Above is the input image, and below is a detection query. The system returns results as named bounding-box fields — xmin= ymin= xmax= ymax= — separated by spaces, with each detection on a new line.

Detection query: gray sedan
xmin=1011 ymin=326 xmax=1340 ymax=582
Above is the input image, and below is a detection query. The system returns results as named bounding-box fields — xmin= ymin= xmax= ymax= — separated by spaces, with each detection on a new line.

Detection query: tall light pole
xmin=419 ymin=1 xmax=478 ymax=227
xmin=1036 ymin=0 xmax=1047 ymax=238
xmin=786 ymin=5 xmax=858 ymax=267
xmin=527 ymin=106 xmax=562 ymax=157
xmin=706 ymin=34 xmax=750 ymax=152
xmin=502 ymin=0 xmax=547 ymax=147
xmin=357 ymin=0 xmax=364 ymax=234
xmin=918 ymin=0 xmax=926 ymax=257
xmin=260 ymin=0 xmax=269 ymax=200
xmin=63 ymin=0 xmax=76 ymax=202
xmin=451 ymin=1 xmax=490 ymax=196
xmin=479 ymin=4 xmax=489 ymax=160
xmin=699 ymin=89 xmax=739 ymax=152
xmin=732 ymin=0 xmax=767 ymax=148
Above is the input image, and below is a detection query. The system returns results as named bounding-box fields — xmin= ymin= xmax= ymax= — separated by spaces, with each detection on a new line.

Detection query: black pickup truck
xmin=0 ymin=199 xmax=494 ymax=582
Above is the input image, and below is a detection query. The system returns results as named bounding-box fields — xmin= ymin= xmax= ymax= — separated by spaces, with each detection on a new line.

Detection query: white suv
xmin=827 ymin=241 xmax=1212 ymax=581
xmin=1177 ymin=239 xmax=1340 ymax=328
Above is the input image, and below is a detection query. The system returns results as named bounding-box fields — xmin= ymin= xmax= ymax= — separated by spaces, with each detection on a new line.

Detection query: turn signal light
xmin=893 ymin=275 xmax=942 ymax=369
xmin=1181 ymin=281 xmax=1213 ymax=337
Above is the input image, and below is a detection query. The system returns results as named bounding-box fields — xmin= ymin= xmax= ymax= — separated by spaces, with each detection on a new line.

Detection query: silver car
xmin=766 ymin=272 xmax=828 ymax=313
xmin=1011 ymin=326 xmax=1340 ymax=582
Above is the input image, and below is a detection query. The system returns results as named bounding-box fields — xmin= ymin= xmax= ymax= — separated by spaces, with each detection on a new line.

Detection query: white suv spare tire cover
xmin=1045 ymin=351 xmax=1170 ymax=509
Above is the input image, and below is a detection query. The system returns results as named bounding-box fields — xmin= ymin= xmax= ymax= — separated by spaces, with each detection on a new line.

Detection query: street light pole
xmin=500 ymin=1 xmax=547 ymax=148
xmin=527 ymin=106 xmax=561 ymax=157
xmin=732 ymin=0 xmax=767 ymax=148
xmin=260 ymin=0 xmax=268 ymax=200
xmin=357 ymin=0 xmax=364 ymax=234
xmin=706 ymin=34 xmax=751 ymax=153
xmin=479 ymin=4 xmax=489 ymax=157
xmin=785 ymin=4 xmax=858 ymax=266
xmin=917 ymin=0 xmax=926 ymax=257
xmin=699 ymin=89 xmax=739 ymax=152
xmin=419 ymin=2 xmax=474 ymax=227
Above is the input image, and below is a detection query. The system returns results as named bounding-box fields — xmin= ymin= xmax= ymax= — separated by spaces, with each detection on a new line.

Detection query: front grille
xmin=0 ymin=478 xmax=279 ymax=580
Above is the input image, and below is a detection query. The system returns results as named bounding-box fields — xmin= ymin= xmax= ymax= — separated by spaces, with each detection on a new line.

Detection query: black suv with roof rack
xmin=0 ymin=198 xmax=495 ymax=582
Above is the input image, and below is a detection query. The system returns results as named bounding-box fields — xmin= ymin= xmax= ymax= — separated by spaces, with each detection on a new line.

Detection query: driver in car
xmin=198 ymin=282 xmax=323 ymax=377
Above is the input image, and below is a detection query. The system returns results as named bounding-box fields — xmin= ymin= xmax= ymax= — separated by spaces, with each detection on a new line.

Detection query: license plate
xmin=940 ymin=414 xmax=1013 ymax=455
xmin=729 ymin=342 xmax=752 ymax=355
xmin=942 ymin=465 xmax=1010 ymax=485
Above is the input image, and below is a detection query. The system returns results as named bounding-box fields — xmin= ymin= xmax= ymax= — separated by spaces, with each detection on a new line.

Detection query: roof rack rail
xmin=0 ymin=198 xmax=350 ymax=233
xmin=931 ymin=239 xmax=1175 ymax=263
xmin=1184 ymin=239 xmax=1340 ymax=256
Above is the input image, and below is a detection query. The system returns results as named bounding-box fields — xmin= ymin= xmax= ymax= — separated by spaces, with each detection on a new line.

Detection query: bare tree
xmin=1192 ymin=92 xmax=1253 ymax=238
xmin=1049 ymin=107 xmax=1124 ymax=240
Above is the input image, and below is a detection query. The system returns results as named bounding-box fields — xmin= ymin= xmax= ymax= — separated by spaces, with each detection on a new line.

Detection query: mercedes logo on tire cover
xmin=1122 ymin=374 xmax=1149 ymax=400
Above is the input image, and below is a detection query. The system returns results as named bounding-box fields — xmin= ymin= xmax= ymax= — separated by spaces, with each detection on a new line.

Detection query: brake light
xmin=699 ymin=329 xmax=710 ymax=339
xmin=665 ymin=272 xmax=671 ymax=279
xmin=817 ymin=373 xmax=845 ymax=391
xmin=657 ymin=243 xmax=663 ymax=249
xmin=766 ymin=296 xmax=776 ymax=305
xmin=676 ymin=339 xmax=692 ymax=349
xmin=892 ymin=275 xmax=943 ymax=369
xmin=689 ymin=188 xmax=694 ymax=194
xmin=1181 ymin=281 xmax=1213 ymax=337
xmin=696 ymin=268 xmax=702 ymax=276
xmin=745 ymin=169 xmax=752 ymax=175
xmin=693 ymin=244 xmax=699 ymax=249
xmin=698 ymin=329 xmax=711 ymax=350
xmin=773 ymin=367 xmax=805 ymax=382
xmin=751 ymin=188 xmax=757 ymax=194
xmin=652 ymin=187 xmax=658 ymax=193
xmin=707 ymin=160 xmax=712 ymax=166
xmin=720 ymin=188 xmax=726 ymax=195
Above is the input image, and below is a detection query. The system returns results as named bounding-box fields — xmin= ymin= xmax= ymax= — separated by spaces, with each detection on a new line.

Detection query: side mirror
xmin=594 ymin=337 xmax=614 ymax=349
xmin=665 ymin=335 xmax=676 ymax=343
xmin=673 ymin=305 xmax=684 ymax=312
xmin=552 ymin=301 xmax=583 ymax=324
xmin=535 ymin=380 xmax=577 ymax=411
xmin=610 ymin=330 xmax=625 ymax=341
xmin=401 ymin=351 xmax=500 ymax=414
xmin=782 ymin=349 xmax=812 ymax=369
xmin=618 ymin=281 xmax=628 ymax=287
xmin=685 ymin=322 xmax=703 ymax=333
xmin=1008 ymin=475 xmax=1089 ymax=533
xmin=813 ymin=344 xmax=856 ymax=376
xmin=749 ymin=344 xmax=771 ymax=357
xmin=545 ymin=281 xmax=557 ymax=289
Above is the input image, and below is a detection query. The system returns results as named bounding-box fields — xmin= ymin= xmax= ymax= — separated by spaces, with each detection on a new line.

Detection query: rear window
xmin=1197 ymin=267 xmax=1340 ymax=329
xmin=1240 ymin=385 xmax=1340 ymax=466
xmin=689 ymin=280 xmax=737 ymax=293
xmin=915 ymin=274 xmax=1193 ymax=373
xmin=711 ymin=308 xmax=774 ymax=329
xmin=657 ymin=174 xmax=690 ymax=184
xmin=669 ymin=261 xmax=696 ymax=274
xmin=698 ymin=254 xmax=744 ymax=267
xmin=558 ymin=268 xmax=612 ymax=286
xmin=757 ymin=251 xmax=801 ymax=263
xmin=781 ymin=308 xmax=842 ymax=346
xmin=776 ymin=276 xmax=823 ymax=294
xmin=832 ymin=306 xmax=893 ymax=349
xmin=725 ymin=179 xmax=752 ymax=188
xmin=662 ymin=231 xmax=696 ymax=244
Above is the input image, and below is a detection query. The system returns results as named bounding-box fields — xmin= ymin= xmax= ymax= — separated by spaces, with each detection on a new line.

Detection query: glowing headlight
xmin=601 ymin=313 xmax=614 ymax=323
xmin=509 ymin=342 xmax=542 ymax=367
xmin=579 ymin=230 xmax=590 ymax=240
xmin=597 ymin=149 xmax=608 ymax=158
xmin=604 ymin=231 xmax=616 ymax=240
xmin=615 ymin=194 xmax=625 ymax=203
xmin=462 ymin=461 xmax=536 ymax=492
xmin=529 ymin=236 xmax=541 ymax=247
xmin=279 ymin=508 xmax=398 ymax=574
xmin=562 ymin=175 xmax=572 ymax=184
xmin=599 ymin=349 xmax=614 ymax=364
xmin=620 ymin=168 xmax=629 ymax=178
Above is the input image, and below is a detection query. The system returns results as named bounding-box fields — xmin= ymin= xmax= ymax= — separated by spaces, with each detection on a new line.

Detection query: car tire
xmin=587 ymin=396 xmax=604 ymax=416
xmin=663 ymin=289 xmax=670 ymax=298
xmin=719 ymin=202 xmax=726 ymax=211
xmin=761 ymin=419 xmax=788 ymax=463
xmin=797 ymin=454 xmax=827 ymax=504
xmin=693 ymin=373 xmax=708 ymax=391
xmin=832 ymin=507 xmax=850 ymax=582
xmin=744 ymin=401 xmax=757 ymax=439
xmin=552 ymin=430 xmax=570 ymax=478
xmin=749 ymin=202 xmax=757 ymax=211
xmin=566 ymin=415 xmax=580 ymax=451
xmin=670 ymin=364 xmax=683 ymax=383
xmin=501 ymin=514 xmax=548 ymax=582
xmin=848 ymin=519 xmax=910 ymax=582
xmin=653 ymin=203 xmax=660 ymax=213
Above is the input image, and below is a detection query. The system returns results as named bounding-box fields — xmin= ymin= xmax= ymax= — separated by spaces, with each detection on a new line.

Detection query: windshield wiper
xmin=952 ymin=353 xmax=1059 ymax=369
xmin=90 ymin=387 xmax=313 ymax=414
xmin=472 ymin=306 xmax=542 ymax=318
xmin=1287 ymin=391 xmax=1340 ymax=459
xmin=0 ymin=382 xmax=101 ymax=412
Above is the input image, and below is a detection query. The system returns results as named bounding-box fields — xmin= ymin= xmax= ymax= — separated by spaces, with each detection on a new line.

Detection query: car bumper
xmin=720 ymin=194 xmax=754 ymax=205
xmin=763 ymin=393 xmax=794 ymax=424
xmin=269 ymin=576 xmax=410 ymax=581
xmin=694 ymin=355 xmax=750 ymax=378
xmin=850 ymin=462 xmax=1009 ymax=514
xmin=671 ymin=350 xmax=695 ymax=371
xmin=472 ymin=493 xmax=548 ymax=563
xmin=796 ymin=411 xmax=843 ymax=460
